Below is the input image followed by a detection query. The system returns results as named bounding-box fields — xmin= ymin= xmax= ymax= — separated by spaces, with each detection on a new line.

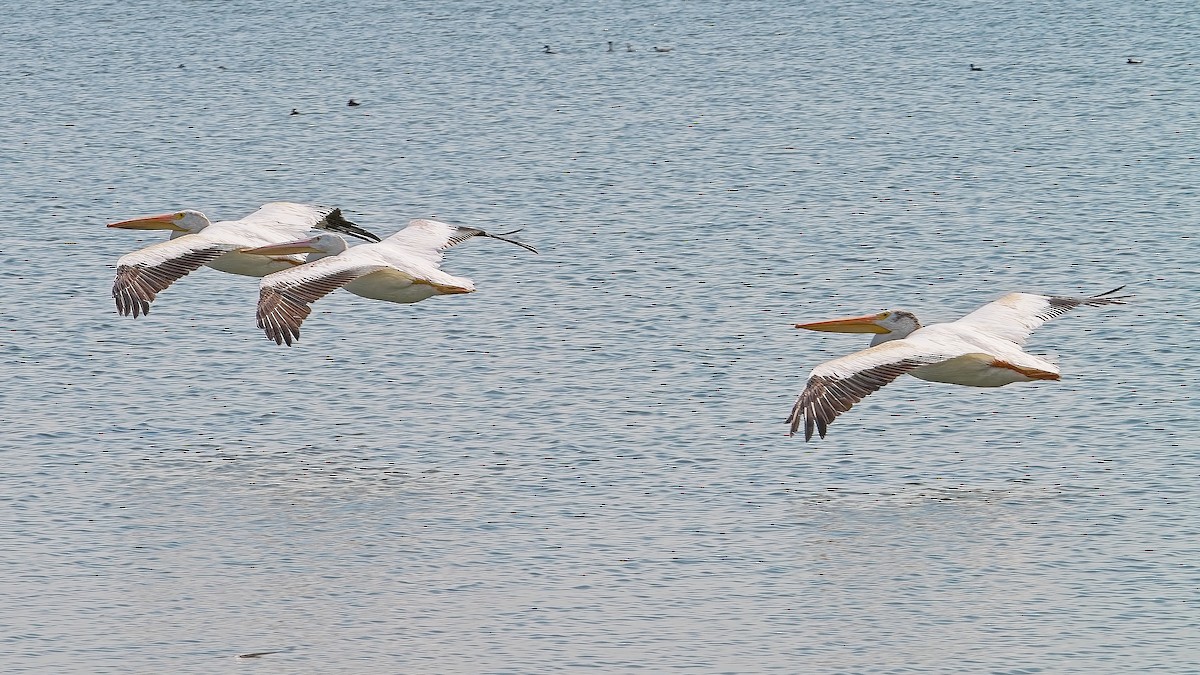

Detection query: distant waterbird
xmin=653 ymin=46 xmax=673 ymax=53
xmin=347 ymin=98 xmax=360 ymax=106
xmin=787 ymin=287 xmax=1130 ymax=440
xmin=235 ymin=651 xmax=283 ymax=660
xmin=1127 ymin=58 xmax=1143 ymax=64
xmin=543 ymin=45 xmax=556 ymax=54
xmin=108 ymin=203 xmax=380 ymax=318
xmin=969 ymin=63 xmax=983 ymax=71
xmin=244 ymin=219 xmax=538 ymax=346
xmin=290 ymin=108 xmax=300 ymax=115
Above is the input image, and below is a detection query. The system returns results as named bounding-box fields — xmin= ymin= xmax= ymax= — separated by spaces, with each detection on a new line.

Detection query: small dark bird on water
xmin=543 ymin=45 xmax=556 ymax=54
xmin=653 ymin=46 xmax=673 ymax=53
xmin=290 ymin=108 xmax=300 ymax=115
xmin=969 ymin=63 xmax=983 ymax=71
xmin=347 ymin=99 xmax=360 ymax=107
xmin=607 ymin=41 xmax=615 ymax=52
xmin=1127 ymin=58 xmax=1143 ymax=64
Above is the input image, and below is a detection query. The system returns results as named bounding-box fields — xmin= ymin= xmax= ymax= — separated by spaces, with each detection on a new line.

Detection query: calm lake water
xmin=1 ymin=0 xmax=1198 ymax=672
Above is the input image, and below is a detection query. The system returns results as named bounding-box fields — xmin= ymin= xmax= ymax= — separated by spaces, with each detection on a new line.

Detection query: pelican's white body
xmin=836 ymin=292 xmax=1080 ymax=387
xmin=110 ymin=202 xmax=381 ymax=318
xmin=900 ymin=323 xmax=1060 ymax=386
xmin=259 ymin=220 xmax=480 ymax=306
xmin=344 ymin=272 xmax=450 ymax=304
xmin=134 ymin=202 xmax=348 ymax=276
xmin=788 ymin=288 xmax=1128 ymax=439
xmin=164 ymin=228 xmax=302 ymax=276
xmin=252 ymin=218 xmax=538 ymax=346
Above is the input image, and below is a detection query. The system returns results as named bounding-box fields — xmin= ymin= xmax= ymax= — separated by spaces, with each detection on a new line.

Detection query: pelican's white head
xmin=241 ymin=233 xmax=348 ymax=262
xmin=107 ymin=209 xmax=211 ymax=234
xmin=795 ymin=310 xmax=922 ymax=345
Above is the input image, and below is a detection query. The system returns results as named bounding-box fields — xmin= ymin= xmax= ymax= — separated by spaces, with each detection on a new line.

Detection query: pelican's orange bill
xmin=107 ymin=213 xmax=187 ymax=231
xmin=795 ymin=313 xmax=890 ymax=334
xmin=241 ymin=237 xmax=323 ymax=255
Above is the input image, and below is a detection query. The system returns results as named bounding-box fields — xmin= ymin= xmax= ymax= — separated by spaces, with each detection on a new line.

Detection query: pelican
xmin=108 ymin=202 xmax=381 ymax=318
xmin=243 ymin=219 xmax=538 ymax=346
xmin=787 ymin=287 xmax=1130 ymax=440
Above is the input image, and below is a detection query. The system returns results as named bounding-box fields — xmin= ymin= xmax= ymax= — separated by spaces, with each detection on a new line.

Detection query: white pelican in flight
xmin=787 ymin=287 xmax=1130 ymax=441
xmin=108 ymin=202 xmax=381 ymax=318
xmin=242 ymin=219 xmax=538 ymax=346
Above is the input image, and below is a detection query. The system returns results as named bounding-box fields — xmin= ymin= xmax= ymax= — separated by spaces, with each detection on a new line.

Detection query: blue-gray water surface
xmin=1 ymin=0 xmax=1198 ymax=672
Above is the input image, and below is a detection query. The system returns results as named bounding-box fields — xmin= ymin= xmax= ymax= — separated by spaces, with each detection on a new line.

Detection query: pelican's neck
xmin=167 ymin=211 xmax=213 ymax=238
xmin=868 ymin=314 xmax=921 ymax=345
xmin=870 ymin=332 xmax=904 ymax=346
xmin=304 ymin=236 xmax=349 ymax=262
xmin=304 ymin=250 xmax=338 ymax=263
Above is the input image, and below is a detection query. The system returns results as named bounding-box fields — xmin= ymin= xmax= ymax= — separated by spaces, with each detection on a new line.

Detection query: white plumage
xmin=788 ymin=287 xmax=1130 ymax=440
xmin=245 ymin=218 xmax=538 ymax=346
xmin=109 ymin=202 xmax=380 ymax=318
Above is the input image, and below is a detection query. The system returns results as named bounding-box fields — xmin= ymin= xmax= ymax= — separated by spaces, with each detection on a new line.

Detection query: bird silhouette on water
xmin=347 ymin=99 xmax=360 ymax=107
xmin=969 ymin=64 xmax=983 ymax=71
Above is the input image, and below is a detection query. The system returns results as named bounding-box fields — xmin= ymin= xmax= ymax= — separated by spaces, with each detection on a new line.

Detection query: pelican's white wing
xmin=112 ymin=235 xmax=233 ymax=317
xmin=256 ymin=250 xmax=392 ymax=346
xmin=380 ymin=219 xmax=467 ymax=264
xmin=235 ymin=203 xmax=381 ymax=243
xmin=788 ymin=338 xmax=963 ymax=441
xmin=238 ymin=202 xmax=336 ymax=231
xmin=953 ymin=287 xmax=1129 ymax=345
xmin=384 ymin=219 xmax=538 ymax=261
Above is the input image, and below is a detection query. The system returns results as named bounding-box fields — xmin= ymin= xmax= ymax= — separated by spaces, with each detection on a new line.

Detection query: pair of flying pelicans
xmin=108 ymin=202 xmax=537 ymax=346
xmin=108 ymin=201 xmax=1128 ymax=441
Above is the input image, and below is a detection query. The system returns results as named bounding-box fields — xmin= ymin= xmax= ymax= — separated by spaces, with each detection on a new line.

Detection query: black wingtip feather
xmin=325 ymin=208 xmax=382 ymax=243
xmin=482 ymin=229 xmax=539 ymax=254
xmin=1087 ymin=285 xmax=1133 ymax=304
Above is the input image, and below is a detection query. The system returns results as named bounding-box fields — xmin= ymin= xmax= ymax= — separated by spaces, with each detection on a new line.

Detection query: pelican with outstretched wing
xmin=242 ymin=219 xmax=537 ymax=346
xmin=787 ymin=287 xmax=1130 ymax=441
xmin=108 ymin=202 xmax=381 ymax=318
